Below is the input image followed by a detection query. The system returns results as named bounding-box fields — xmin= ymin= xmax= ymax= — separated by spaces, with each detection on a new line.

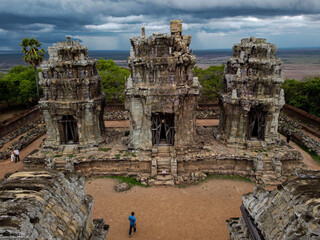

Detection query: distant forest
xmin=0 ymin=59 xmax=319 ymax=117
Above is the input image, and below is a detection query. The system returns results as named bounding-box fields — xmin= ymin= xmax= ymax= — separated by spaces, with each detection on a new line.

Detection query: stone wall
xmin=0 ymin=107 xmax=42 ymax=138
xmin=227 ymin=170 xmax=320 ymax=240
xmin=283 ymin=103 xmax=320 ymax=130
xmin=0 ymin=124 xmax=46 ymax=161
xmin=279 ymin=114 xmax=320 ymax=156
xmin=0 ymin=170 xmax=108 ymax=239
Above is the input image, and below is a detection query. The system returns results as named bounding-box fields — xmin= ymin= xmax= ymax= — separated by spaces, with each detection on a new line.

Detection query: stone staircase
xmin=153 ymin=145 xmax=175 ymax=186
xmin=259 ymin=159 xmax=283 ymax=186
xmin=47 ymin=156 xmax=74 ymax=172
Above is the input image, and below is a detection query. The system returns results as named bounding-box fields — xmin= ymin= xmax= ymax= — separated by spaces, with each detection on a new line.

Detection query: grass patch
xmin=67 ymin=154 xmax=74 ymax=158
xmin=295 ymin=142 xmax=320 ymax=164
xmin=98 ymin=175 xmax=149 ymax=188
xmin=115 ymin=154 xmax=121 ymax=159
xmin=131 ymin=153 xmax=137 ymax=157
xmin=54 ymin=154 xmax=62 ymax=157
xmin=99 ymin=148 xmax=112 ymax=152
xmin=203 ymin=174 xmax=253 ymax=183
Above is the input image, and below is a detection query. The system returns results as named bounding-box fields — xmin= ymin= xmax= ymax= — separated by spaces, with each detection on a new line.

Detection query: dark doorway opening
xmin=152 ymin=113 xmax=174 ymax=145
xmin=248 ymin=106 xmax=267 ymax=140
xmin=58 ymin=115 xmax=79 ymax=144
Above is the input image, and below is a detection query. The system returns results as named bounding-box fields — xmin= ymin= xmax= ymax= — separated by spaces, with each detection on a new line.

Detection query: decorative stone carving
xmin=39 ymin=37 xmax=106 ymax=152
xmin=218 ymin=37 xmax=285 ymax=148
xmin=125 ymin=20 xmax=201 ymax=150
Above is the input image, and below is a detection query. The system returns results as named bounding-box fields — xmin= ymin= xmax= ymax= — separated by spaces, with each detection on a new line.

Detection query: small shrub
xmin=99 ymin=148 xmax=111 ymax=152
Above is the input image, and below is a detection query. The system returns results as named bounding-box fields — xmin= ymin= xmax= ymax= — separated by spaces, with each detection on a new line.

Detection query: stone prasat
xmin=11 ymin=19 xmax=319 ymax=238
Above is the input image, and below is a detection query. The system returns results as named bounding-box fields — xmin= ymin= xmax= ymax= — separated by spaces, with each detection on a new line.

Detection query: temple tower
xmin=218 ymin=37 xmax=285 ymax=148
xmin=39 ymin=37 xmax=105 ymax=152
xmin=125 ymin=20 xmax=201 ymax=150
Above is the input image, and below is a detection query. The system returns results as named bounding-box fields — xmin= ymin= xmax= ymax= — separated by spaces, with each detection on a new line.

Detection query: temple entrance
xmin=58 ymin=115 xmax=79 ymax=144
xmin=152 ymin=113 xmax=174 ymax=145
xmin=248 ymin=106 xmax=267 ymax=140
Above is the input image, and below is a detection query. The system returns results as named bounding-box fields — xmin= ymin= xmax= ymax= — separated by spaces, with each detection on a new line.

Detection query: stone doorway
xmin=152 ymin=113 xmax=174 ymax=146
xmin=58 ymin=115 xmax=79 ymax=144
xmin=248 ymin=106 xmax=267 ymax=140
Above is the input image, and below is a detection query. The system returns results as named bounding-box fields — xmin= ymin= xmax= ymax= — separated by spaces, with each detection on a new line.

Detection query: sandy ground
xmin=0 ymin=135 xmax=46 ymax=179
xmin=85 ymin=178 xmax=254 ymax=240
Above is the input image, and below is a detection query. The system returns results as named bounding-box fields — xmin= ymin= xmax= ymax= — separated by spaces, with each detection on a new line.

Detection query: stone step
xmin=154 ymin=180 xmax=175 ymax=186
xmin=156 ymin=175 xmax=173 ymax=181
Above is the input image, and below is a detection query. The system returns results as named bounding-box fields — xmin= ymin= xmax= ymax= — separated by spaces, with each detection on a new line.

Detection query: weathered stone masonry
xmin=227 ymin=170 xmax=320 ymax=240
xmin=39 ymin=37 xmax=106 ymax=152
xmin=125 ymin=20 xmax=201 ymax=150
xmin=218 ymin=37 xmax=285 ymax=148
xmin=0 ymin=170 xmax=108 ymax=239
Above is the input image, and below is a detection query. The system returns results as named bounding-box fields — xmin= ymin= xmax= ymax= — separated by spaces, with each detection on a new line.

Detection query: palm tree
xmin=20 ymin=38 xmax=45 ymax=101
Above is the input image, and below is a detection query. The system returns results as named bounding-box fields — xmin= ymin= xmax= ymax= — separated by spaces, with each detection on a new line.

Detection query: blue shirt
xmin=129 ymin=215 xmax=136 ymax=226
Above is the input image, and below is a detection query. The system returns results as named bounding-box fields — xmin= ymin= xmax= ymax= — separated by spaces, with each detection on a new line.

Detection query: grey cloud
xmin=0 ymin=0 xmax=320 ymax=50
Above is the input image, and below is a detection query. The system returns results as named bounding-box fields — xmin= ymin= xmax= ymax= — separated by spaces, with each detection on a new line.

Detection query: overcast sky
xmin=1 ymin=0 xmax=320 ymax=51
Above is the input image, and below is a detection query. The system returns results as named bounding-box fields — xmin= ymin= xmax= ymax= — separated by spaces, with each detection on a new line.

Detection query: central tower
xmin=125 ymin=20 xmax=201 ymax=150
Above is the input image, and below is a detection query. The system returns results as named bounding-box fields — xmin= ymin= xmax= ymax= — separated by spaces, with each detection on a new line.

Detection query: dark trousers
xmin=15 ymin=155 xmax=20 ymax=163
xmin=129 ymin=225 xmax=136 ymax=235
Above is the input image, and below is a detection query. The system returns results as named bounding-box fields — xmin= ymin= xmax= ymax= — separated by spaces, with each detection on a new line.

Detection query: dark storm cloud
xmin=0 ymin=0 xmax=320 ymax=50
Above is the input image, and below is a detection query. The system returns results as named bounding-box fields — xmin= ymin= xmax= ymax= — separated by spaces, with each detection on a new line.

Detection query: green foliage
xmin=20 ymin=38 xmax=45 ymax=67
xmin=99 ymin=147 xmax=112 ymax=152
xmin=282 ymin=77 xmax=320 ymax=117
xmin=193 ymin=65 xmax=224 ymax=102
xmin=0 ymin=65 xmax=40 ymax=107
xmin=97 ymin=58 xmax=130 ymax=103
xmin=107 ymin=175 xmax=149 ymax=188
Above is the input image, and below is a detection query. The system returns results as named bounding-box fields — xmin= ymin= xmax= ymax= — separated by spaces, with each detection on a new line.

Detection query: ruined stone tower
xmin=39 ymin=37 xmax=105 ymax=152
xmin=125 ymin=20 xmax=201 ymax=150
xmin=218 ymin=37 xmax=285 ymax=147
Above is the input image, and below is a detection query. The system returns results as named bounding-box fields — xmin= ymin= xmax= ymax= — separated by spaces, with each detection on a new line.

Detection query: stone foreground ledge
xmin=0 ymin=170 xmax=108 ymax=239
xmin=227 ymin=170 xmax=320 ymax=239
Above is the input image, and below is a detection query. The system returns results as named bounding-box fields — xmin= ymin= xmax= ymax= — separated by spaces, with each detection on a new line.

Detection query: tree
xmin=194 ymin=65 xmax=224 ymax=102
xmin=20 ymin=38 xmax=45 ymax=101
xmin=97 ymin=58 xmax=130 ymax=102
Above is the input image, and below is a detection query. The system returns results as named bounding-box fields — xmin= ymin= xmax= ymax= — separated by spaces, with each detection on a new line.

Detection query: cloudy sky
xmin=1 ymin=0 xmax=320 ymax=51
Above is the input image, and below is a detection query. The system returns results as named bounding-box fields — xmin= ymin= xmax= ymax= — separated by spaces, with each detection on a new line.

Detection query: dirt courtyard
xmin=86 ymin=178 xmax=254 ymax=240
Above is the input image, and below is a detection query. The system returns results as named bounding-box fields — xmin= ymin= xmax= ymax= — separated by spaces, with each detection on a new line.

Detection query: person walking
xmin=13 ymin=148 xmax=20 ymax=162
xmin=10 ymin=150 xmax=15 ymax=162
xmin=128 ymin=212 xmax=136 ymax=238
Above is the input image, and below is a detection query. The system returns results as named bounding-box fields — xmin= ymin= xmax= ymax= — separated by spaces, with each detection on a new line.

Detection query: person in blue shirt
xmin=128 ymin=212 xmax=136 ymax=238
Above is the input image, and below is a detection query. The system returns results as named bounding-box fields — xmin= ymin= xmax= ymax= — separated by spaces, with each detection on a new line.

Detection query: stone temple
xmin=217 ymin=37 xmax=285 ymax=148
xmin=39 ymin=37 xmax=105 ymax=153
xmin=26 ymin=23 xmax=303 ymax=187
xmin=125 ymin=20 xmax=201 ymax=151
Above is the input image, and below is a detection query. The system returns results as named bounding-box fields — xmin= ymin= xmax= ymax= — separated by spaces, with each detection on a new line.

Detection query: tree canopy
xmin=193 ymin=65 xmax=224 ymax=102
xmin=282 ymin=77 xmax=320 ymax=117
xmin=0 ymin=65 xmax=39 ymax=107
xmin=97 ymin=58 xmax=130 ymax=102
